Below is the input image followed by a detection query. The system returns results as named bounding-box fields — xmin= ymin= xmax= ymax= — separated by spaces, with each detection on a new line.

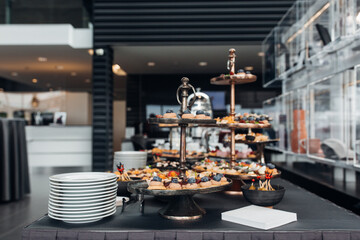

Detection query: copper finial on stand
xmin=227 ymin=49 xmax=237 ymax=166
xmin=176 ymin=77 xmax=196 ymax=178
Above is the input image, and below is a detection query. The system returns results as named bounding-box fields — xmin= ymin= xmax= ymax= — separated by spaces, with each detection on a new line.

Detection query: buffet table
xmin=22 ymin=179 xmax=360 ymax=240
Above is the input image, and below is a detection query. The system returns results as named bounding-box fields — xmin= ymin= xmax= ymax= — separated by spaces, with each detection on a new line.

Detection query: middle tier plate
xmin=148 ymin=117 xmax=216 ymax=126
xmin=128 ymin=179 xmax=232 ymax=196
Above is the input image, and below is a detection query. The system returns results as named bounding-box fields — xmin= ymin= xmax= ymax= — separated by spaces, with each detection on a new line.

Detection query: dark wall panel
xmin=93 ymin=0 xmax=294 ymax=46
xmin=92 ymin=47 xmax=114 ymax=171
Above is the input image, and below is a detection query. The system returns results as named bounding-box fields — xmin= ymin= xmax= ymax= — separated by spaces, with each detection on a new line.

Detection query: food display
xmin=215 ymin=113 xmax=271 ymax=128
xmin=156 ymin=109 xmax=212 ymax=120
xmin=147 ymin=172 xmax=228 ymax=190
xmin=129 ymin=77 xmax=232 ymax=220
xmin=207 ymin=148 xmax=256 ymax=159
xmin=234 ymin=133 xmax=269 ymax=142
xmin=150 ymin=148 xmax=205 ymax=160
xmin=193 ymin=159 xmax=279 ymax=179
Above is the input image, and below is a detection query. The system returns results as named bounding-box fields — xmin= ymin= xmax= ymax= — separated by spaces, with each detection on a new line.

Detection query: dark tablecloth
xmin=0 ymin=118 xmax=30 ymax=202
xmin=22 ymin=179 xmax=360 ymax=240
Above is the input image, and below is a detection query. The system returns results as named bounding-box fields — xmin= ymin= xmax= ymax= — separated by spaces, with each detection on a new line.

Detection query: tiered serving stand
xmin=208 ymin=49 xmax=279 ymax=192
xmin=128 ymin=77 xmax=232 ymax=220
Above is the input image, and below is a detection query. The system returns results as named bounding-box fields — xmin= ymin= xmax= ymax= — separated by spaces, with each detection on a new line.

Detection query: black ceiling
xmin=93 ymin=0 xmax=295 ymax=46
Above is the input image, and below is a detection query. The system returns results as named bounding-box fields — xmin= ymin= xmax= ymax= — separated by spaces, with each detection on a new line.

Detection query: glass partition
xmin=308 ymin=72 xmax=352 ymax=163
xmin=353 ymin=66 xmax=360 ymax=167
xmin=263 ymin=97 xmax=280 ymax=149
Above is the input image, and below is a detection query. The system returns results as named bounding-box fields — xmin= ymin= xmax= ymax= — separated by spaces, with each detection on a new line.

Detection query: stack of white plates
xmin=113 ymin=151 xmax=147 ymax=170
xmin=48 ymin=172 xmax=118 ymax=224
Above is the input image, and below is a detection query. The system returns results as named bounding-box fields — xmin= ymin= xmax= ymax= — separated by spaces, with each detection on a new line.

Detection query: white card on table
xmin=221 ymin=205 xmax=297 ymax=230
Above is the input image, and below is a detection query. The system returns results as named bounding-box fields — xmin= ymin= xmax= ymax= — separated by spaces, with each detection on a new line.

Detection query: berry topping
xmin=201 ymin=176 xmax=210 ymax=182
xmin=188 ymin=178 xmax=196 ymax=184
xmin=183 ymin=109 xmax=191 ymax=114
xmin=166 ymin=109 xmax=174 ymax=113
xmin=266 ymin=163 xmax=275 ymax=169
xmin=204 ymin=112 xmax=210 ymax=116
xmin=171 ymin=178 xmax=179 ymax=183
xmin=152 ymin=176 xmax=162 ymax=182
xmin=237 ymin=69 xmax=245 ymax=73
xmin=196 ymin=110 xmax=205 ymax=115
xmin=213 ymin=174 xmax=222 ymax=182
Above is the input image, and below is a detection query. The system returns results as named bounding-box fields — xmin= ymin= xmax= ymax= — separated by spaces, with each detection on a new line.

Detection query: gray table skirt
xmin=0 ymin=118 xmax=30 ymax=202
xmin=21 ymin=230 xmax=360 ymax=240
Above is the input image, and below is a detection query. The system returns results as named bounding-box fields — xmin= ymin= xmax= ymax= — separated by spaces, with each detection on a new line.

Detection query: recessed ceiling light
xmin=71 ymin=72 xmax=77 ymax=76
xmin=112 ymin=64 xmax=127 ymax=76
xmin=147 ymin=62 xmax=156 ymax=67
xmin=244 ymin=66 xmax=254 ymax=71
xmin=11 ymin=72 xmax=18 ymax=77
xmin=198 ymin=62 xmax=208 ymax=67
xmin=88 ymin=49 xmax=94 ymax=56
xmin=38 ymin=57 xmax=47 ymax=62
xmin=257 ymin=52 xmax=265 ymax=57
xmin=85 ymin=79 xmax=91 ymax=83
xmin=56 ymin=65 xmax=64 ymax=70
xmin=32 ymin=78 xmax=38 ymax=83
xmin=49 ymin=88 xmax=53 ymax=91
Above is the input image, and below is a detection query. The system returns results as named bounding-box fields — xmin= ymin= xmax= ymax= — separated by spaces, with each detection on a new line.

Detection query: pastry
xmin=168 ymin=178 xmax=182 ymax=190
xmin=199 ymin=176 xmax=212 ymax=188
xmin=184 ymin=177 xmax=198 ymax=189
xmin=148 ymin=176 xmax=166 ymax=190
xmin=204 ymin=112 xmax=212 ymax=119
xmin=182 ymin=109 xmax=195 ymax=119
xmin=210 ymin=174 xmax=222 ymax=186
xmin=195 ymin=110 xmax=206 ymax=119
xmin=225 ymin=169 xmax=238 ymax=175
xmin=163 ymin=109 xmax=177 ymax=119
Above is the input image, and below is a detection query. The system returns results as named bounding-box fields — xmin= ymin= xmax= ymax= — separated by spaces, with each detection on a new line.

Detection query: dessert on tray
xmin=146 ymin=172 xmax=229 ymax=190
xmin=150 ymin=148 xmax=205 ymax=159
xmin=163 ymin=109 xmax=177 ymax=119
xmin=154 ymin=109 xmax=213 ymax=120
xmin=234 ymin=133 xmax=269 ymax=142
xmin=182 ymin=109 xmax=195 ymax=119
xmin=193 ymin=159 xmax=278 ymax=178
xmin=215 ymin=113 xmax=271 ymax=128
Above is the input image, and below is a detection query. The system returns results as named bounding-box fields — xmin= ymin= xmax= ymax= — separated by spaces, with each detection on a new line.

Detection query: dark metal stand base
xmin=158 ymin=195 xmax=206 ymax=220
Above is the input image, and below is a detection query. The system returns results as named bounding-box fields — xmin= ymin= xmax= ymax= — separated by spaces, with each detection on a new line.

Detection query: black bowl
xmin=241 ymin=184 xmax=285 ymax=207
xmin=245 ymin=135 xmax=255 ymax=141
xmin=117 ymin=179 xmax=145 ymax=197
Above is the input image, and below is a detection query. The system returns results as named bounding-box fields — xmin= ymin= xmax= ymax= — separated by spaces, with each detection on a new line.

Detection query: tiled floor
xmin=0 ymin=166 xmax=90 ymax=240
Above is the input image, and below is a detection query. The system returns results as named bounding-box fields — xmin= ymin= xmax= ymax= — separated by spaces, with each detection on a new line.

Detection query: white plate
xmin=49 ymin=191 xmax=116 ymax=200
xmin=49 ymin=188 xmax=117 ymax=197
xmin=50 ymin=172 xmax=117 ymax=183
xmin=49 ymin=178 xmax=116 ymax=187
xmin=48 ymin=202 xmax=115 ymax=214
xmin=49 ymin=193 xmax=116 ymax=204
xmin=48 ymin=208 xmax=116 ymax=224
xmin=50 ymin=181 xmax=117 ymax=189
xmin=50 ymin=184 xmax=117 ymax=193
xmin=48 ymin=200 xmax=115 ymax=212
xmin=48 ymin=198 xmax=115 ymax=209
xmin=48 ymin=205 xmax=116 ymax=218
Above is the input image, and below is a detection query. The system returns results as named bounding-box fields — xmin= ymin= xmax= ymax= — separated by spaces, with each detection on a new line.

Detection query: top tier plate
xmin=210 ymin=74 xmax=257 ymax=85
xmin=148 ymin=118 xmax=216 ymax=126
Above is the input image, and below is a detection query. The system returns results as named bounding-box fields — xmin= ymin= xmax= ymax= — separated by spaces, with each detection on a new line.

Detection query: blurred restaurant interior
xmin=1 ymin=0 xmax=360 ymax=239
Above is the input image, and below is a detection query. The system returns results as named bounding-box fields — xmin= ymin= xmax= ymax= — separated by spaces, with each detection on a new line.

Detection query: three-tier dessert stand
xmin=128 ymin=77 xmax=232 ymax=220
